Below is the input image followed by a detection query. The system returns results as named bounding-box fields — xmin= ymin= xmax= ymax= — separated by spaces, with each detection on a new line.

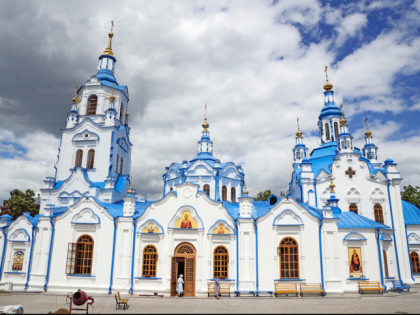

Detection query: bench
xmin=208 ymin=281 xmax=231 ymax=297
xmin=391 ymin=280 xmax=410 ymax=293
xmin=234 ymin=291 xmax=256 ymax=297
xmin=358 ymin=281 xmax=384 ymax=294
xmin=274 ymin=283 xmax=299 ymax=297
xmin=299 ymin=283 xmax=325 ymax=297
xmin=115 ymin=291 xmax=129 ymax=310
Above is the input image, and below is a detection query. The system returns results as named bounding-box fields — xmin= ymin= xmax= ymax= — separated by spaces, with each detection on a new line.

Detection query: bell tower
xmin=39 ymin=22 xmax=133 ymax=214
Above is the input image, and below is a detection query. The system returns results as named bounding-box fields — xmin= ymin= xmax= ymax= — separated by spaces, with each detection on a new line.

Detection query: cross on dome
xmin=103 ymin=21 xmax=114 ymax=57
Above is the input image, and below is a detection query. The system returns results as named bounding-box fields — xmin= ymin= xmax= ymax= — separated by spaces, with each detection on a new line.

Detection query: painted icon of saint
xmin=180 ymin=214 xmax=192 ymax=228
xmin=350 ymin=250 xmax=361 ymax=272
xmin=148 ymin=224 xmax=155 ymax=233
xmin=217 ymin=224 xmax=225 ymax=234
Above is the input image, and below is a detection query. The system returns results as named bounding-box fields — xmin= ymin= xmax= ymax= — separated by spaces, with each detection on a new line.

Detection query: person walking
xmin=176 ymin=274 xmax=184 ymax=297
xmin=214 ymin=280 xmax=221 ymax=299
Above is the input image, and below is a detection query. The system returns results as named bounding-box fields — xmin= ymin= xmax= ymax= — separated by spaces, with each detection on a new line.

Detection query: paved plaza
xmin=0 ymin=288 xmax=419 ymax=314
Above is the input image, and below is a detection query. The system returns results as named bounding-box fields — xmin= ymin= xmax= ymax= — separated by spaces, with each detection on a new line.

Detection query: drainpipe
xmin=318 ymin=219 xmax=325 ymax=295
xmin=313 ymin=179 xmax=318 ymax=208
xmin=235 ymin=219 xmax=239 ymax=294
xmin=253 ymin=220 xmax=259 ymax=295
xmin=108 ymin=217 xmax=117 ymax=294
xmin=25 ymin=226 xmax=36 ymax=290
xmin=386 ymin=180 xmax=403 ymax=283
xmin=43 ymin=217 xmax=55 ymax=291
xmin=376 ymin=228 xmax=387 ymax=292
xmin=0 ymin=228 xmax=7 ymax=282
xmin=404 ymin=225 xmax=415 ymax=282
xmin=129 ymin=219 xmax=136 ymax=294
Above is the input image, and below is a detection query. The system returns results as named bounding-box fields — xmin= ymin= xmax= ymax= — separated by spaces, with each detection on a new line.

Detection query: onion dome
xmin=72 ymin=86 xmax=80 ymax=105
xmin=339 ymin=104 xmax=347 ymax=126
xmin=243 ymin=181 xmax=249 ymax=196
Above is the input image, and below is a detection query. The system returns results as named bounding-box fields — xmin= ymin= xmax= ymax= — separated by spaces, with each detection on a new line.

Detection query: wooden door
xmin=170 ymin=257 xmax=177 ymax=296
xmin=184 ymin=257 xmax=195 ymax=296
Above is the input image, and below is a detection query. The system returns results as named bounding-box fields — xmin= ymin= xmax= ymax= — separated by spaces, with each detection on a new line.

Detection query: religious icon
xmin=148 ymin=224 xmax=155 ymax=233
xmin=175 ymin=211 xmax=197 ymax=228
xmin=217 ymin=224 xmax=225 ymax=234
xmin=12 ymin=250 xmax=24 ymax=271
xmin=348 ymin=247 xmax=363 ymax=278
xmin=181 ymin=214 xmax=192 ymax=229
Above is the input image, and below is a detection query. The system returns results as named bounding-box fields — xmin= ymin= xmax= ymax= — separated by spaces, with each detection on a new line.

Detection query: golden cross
xmin=365 ymin=116 xmax=369 ymax=129
xmin=205 ymin=103 xmax=207 ymax=120
xmin=340 ymin=103 xmax=344 ymax=117
xmin=111 ymin=21 xmax=114 ymax=33
xmin=324 ymin=65 xmax=329 ymax=83
xmin=297 ymin=117 xmax=300 ymax=130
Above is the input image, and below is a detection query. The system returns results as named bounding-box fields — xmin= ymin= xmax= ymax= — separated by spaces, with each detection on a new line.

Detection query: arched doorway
xmin=171 ymin=242 xmax=196 ymax=297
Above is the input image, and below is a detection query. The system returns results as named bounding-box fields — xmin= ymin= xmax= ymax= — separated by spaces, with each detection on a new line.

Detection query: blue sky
xmin=0 ymin=0 xmax=419 ymax=201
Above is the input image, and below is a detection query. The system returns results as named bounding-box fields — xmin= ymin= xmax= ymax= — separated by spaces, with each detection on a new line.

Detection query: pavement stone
xmin=0 ymin=289 xmax=419 ymax=314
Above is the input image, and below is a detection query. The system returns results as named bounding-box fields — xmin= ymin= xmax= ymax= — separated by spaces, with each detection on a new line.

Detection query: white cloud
xmin=0 ymin=0 xmax=420 ymax=203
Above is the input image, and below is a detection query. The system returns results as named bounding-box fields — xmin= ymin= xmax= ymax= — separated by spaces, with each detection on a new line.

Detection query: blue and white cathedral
xmin=1 ymin=26 xmax=420 ymax=296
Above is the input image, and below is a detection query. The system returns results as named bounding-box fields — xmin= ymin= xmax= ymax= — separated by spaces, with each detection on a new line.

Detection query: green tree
xmin=254 ymin=190 xmax=272 ymax=201
xmin=2 ymin=189 xmax=38 ymax=219
xmin=401 ymin=185 xmax=420 ymax=209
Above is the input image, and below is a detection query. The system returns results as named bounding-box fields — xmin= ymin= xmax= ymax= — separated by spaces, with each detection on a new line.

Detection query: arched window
xmin=231 ymin=187 xmax=236 ymax=202
xmin=341 ymin=140 xmax=344 ymax=149
xmin=325 ymin=123 xmax=330 ymax=140
xmin=295 ymin=151 xmax=299 ymax=160
xmin=222 ymin=186 xmax=227 ymax=201
xmin=279 ymin=237 xmax=299 ymax=279
xmin=116 ymin=154 xmax=119 ymax=172
xmin=87 ymin=95 xmax=98 ymax=115
xmin=75 ymin=149 xmax=83 ymax=167
xmin=349 ymin=203 xmax=358 ymax=214
xmin=383 ymin=250 xmax=389 ymax=278
xmin=120 ymin=157 xmax=123 ymax=174
xmin=86 ymin=149 xmax=95 ymax=169
xmin=374 ymin=203 xmax=384 ymax=224
xmin=346 ymin=139 xmax=350 ymax=148
xmin=142 ymin=245 xmax=158 ymax=277
xmin=75 ymin=235 xmax=94 ymax=274
xmin=203 ymin=184 xmax=210 ymax=196
xmin=213 ymin=246 xmax=228 ymax=279
xmin=333 ymin=122 xmax=339 ymax=139
xmin=411 ymin=252 xmax=420 ymax=274
xmin=119 ymin=106 xmax=124 ymax=121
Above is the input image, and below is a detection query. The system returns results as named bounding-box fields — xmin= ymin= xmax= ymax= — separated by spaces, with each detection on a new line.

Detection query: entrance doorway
xmin=170 ymin=242 xmax=196 ymax=297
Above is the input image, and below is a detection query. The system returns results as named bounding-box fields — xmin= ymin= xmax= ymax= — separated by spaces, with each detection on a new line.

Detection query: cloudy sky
xmin=0 ymin=0 xmax=420 ymax=202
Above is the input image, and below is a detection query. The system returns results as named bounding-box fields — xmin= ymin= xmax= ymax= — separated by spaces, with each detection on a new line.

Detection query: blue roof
xmin=402 ymin=200 xmax=420 ymax=225
xmin=299 ymin=203 xmax=323 ymax=219
xmin=96 ymin=199 xmax=151 ymax=218
xmin=334 ymin=211 xmax=390 ymax=229
xmin=23 ymin=213 xmax=40 ymax=227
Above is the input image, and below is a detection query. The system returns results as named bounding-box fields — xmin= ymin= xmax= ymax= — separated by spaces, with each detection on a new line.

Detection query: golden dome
xmin=365 ymin=129 xmax=372 ymax=138
xmin=323 ymin=82 xmax=333 ymax=91
xmin=202 ymin=103 xmax=209 ymax=131
xmin=340 ymin=116 xmax=347 ymax=126
xmin=296 ymin=129 xmax=302 ymax=138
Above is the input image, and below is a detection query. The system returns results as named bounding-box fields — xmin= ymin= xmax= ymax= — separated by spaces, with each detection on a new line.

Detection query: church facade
xmin=1 ymin=27 xmax=420 ymax=296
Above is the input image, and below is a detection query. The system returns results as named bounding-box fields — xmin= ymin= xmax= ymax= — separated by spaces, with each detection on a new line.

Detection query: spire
xmin=66 ymin=86 xmax=80 ymax=128
xmin=362 ymin=116 xmax=378 ymax=160
xmin=202 ymin=103 xmax=209 ymax=131
xmin=293 ymin=117 xmax=308 ymax=164
xmin=127 ymin=177 xmax=134 ymax=195
xmin=364 ymin=117 xmax=372 ymax=138
xmin=296 ymin=117 xmax=302 ymax=139
xmin=243 ymin=179 xmax=249 ymax=196
xmin=323 ymin=65 xmax=333 ymax=91
xmin=318 ymin=65 xmax=341 ymax=143
xmin=329 ymin=174 xmax=335 ymax=194
xmin=339 ymin=104 xmax=347 ymax=126
xmin=196 ymin=103 xmax=213 ymax=156
xmin=102 ymin=21 xmax=114 ymax=57
xmin=72 ymin=86 xmax=80 ymax=106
